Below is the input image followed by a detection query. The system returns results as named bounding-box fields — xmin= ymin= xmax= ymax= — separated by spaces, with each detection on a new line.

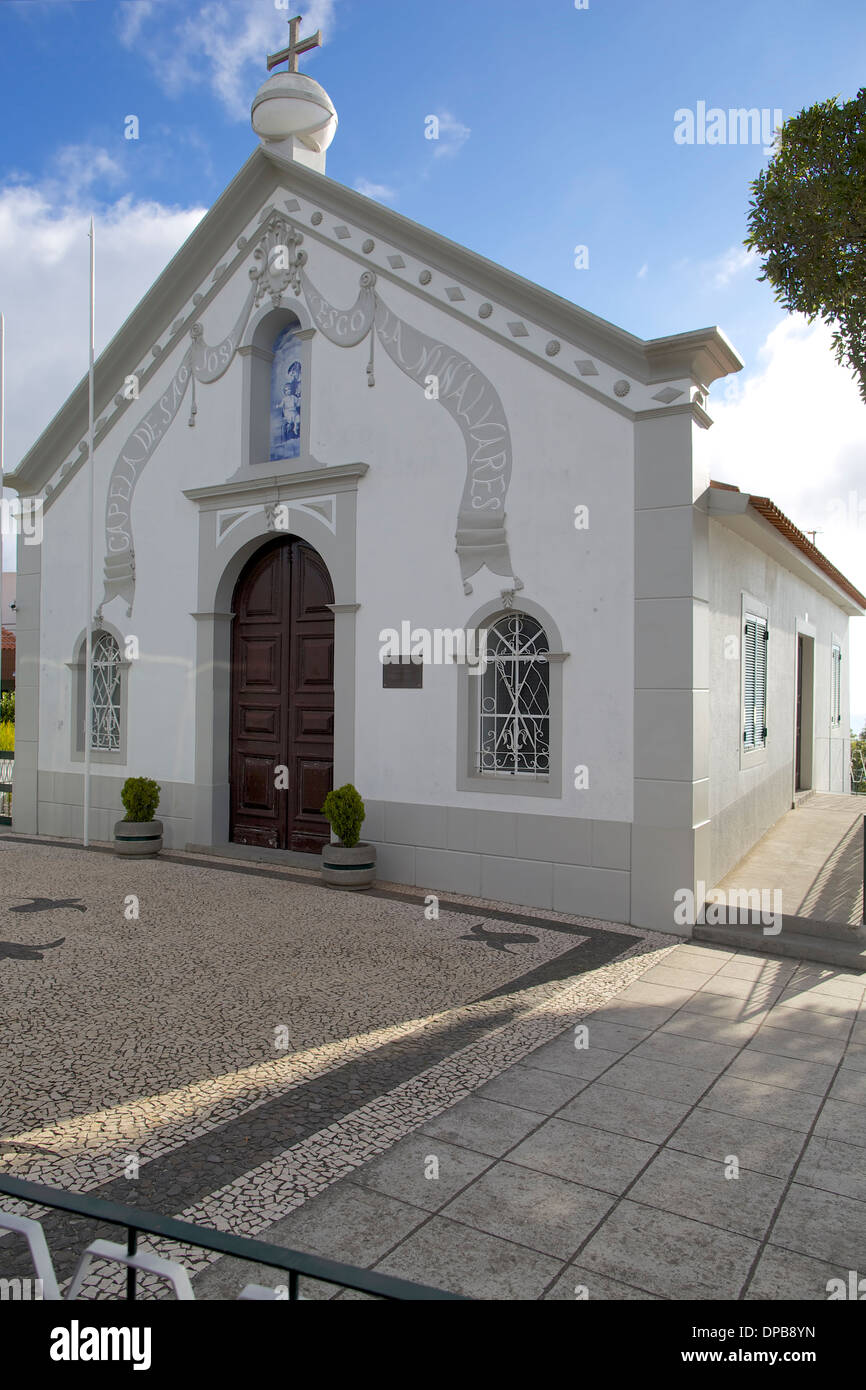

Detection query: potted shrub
xmin=320 ymin=784 xmax=377 ymax=890
xmin=114 ymin=776 xmax=163 ymax=857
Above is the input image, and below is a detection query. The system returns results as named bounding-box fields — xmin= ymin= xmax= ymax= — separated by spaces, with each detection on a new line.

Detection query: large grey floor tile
xmin=770 ymin=1183 xmax=866 ymax=1268
xmin=588 ymin=1001 xmax=689 ymax=1031
xmin=696 ymin=975 xmax=785 ymax=1004
xmin=375 ymin=1216 xmax=562 ymax=1300
xmin=747 ymin=1024 xmax=847 ymax=1066
xmin=796 ymin=1134 xmax=866 ymax=1204
xmin=681 ymin=992 xmax=771 ymax=1024
xmin=421 ymin=1096 xmax=545 ymax=1157
xmin=253 ymin=1181 xmax=425 ymax=1266
xmin=628 ymin=1147 xmax=785 ymax=1240
xmin=699 ymin=1075 xmax=823 ymax=1132
xmin=614 ymin=980 xmax=697 ymax=1009
xmin=638 ymin=964 xmax=717 ymax=991
xmin=349 ymin=1133 xmax=491 ymax=1212
xmin=578 ymin=1200 xmax=758 ymax=1300
xmin=775 ymin=989 xmax=856 ymax=1018
xmin=660 ymin=1013 xmax=761 ymax=1046
xmin=544 ymin=1265 xmax=661 ymax=1300
xmin=667 ymin=1107 xmax=805 ymax=1180
xmin=477 ymin=1063 xmax=589 ymax=1114
xmin=725 ymin=1050 xmax=836 ymax=1097
xmin=557 ymin=1081 xmax=692 ymax=1144
xmin=629 ymin=1031 xmax=739 ymax=1074
xmin=594 ymin=1054 xmax=716 ymax=1105
xmin=745 ymin=1245 xmax=856 ymax=1301
xmin=814 ymin=1099 xmax=866 ymax=1147
xmin=716 ymin=957 xmax=796 ymax=984
xmin=842 ymin=1043 xmax=866 ymax=1073
xmin=440 ymin=1160 xmax=613 ymax=1259
xmin=574 ymin=1020 xmax=652 ymax=1052
xmin=828 ymin=1069 xmax=866 ymax=1105
xmin=508 ymin=1117 xmax=657 ymax=1193
xmin=520 ymin=1037 xmax=622 ymax=1082
xmin=764 ymin=1005 xmax=851 ymax=1039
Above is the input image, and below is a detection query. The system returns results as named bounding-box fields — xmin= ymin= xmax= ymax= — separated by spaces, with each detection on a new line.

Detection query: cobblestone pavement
xmin=0 ymin=835 xmax=670 ymax=1298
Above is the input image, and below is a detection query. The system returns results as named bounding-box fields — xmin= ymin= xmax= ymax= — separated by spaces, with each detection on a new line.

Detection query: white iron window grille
xmin=90 ymin=632 xmax=121 ymax=752
xmin=478 ymin=614 xmax=550 ymax=776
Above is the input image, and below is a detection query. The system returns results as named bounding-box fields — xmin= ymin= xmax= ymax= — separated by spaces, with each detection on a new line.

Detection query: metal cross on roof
xmin=267 ymin=14 xmax=322 ymax=74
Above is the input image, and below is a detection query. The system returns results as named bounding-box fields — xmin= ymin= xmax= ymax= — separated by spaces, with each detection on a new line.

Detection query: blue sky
xmin=1 ymin=0 xmax=865 ymax=716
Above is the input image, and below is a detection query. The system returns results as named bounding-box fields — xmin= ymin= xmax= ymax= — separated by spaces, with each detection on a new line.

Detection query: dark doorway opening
xmin=230 ymin=537 xmax=334 ymax=852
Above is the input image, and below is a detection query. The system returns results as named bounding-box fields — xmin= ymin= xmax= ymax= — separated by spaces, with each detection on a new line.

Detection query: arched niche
xmin=239 ymin=303 xmax=314 ymax=469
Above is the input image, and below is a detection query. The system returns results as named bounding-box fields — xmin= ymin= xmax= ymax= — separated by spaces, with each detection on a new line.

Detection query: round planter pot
xmin=114 ymin=819 xmax=163 ymax=857
xmin=321 ymin=841 xmax=377 ymax=891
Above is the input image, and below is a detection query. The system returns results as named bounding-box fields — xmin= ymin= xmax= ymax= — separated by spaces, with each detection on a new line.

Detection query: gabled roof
xmin=709 ymin=480 xmax=866 ymax=614
xmin=8 ymin=143 xmax=743 ymax=494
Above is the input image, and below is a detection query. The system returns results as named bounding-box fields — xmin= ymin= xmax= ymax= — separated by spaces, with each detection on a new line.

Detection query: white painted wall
xmin=35 ymin=177 xmax=636 ymax=827
xmin=708 ymin=519 xmax=852 ymax=884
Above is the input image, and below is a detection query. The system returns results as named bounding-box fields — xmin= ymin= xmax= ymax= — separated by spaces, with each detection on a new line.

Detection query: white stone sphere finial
xmin=252 ymin=14 xmax=337 ymax=173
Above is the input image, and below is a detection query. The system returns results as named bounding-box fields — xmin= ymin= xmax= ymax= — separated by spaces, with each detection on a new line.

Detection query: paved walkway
xmin=715 ymin=794 xmax=865 ymax=927
xmin=2 ymin=835 xmax=864 ymax=1301
xmin=190 ymin=943 xmax=866 ymax=1300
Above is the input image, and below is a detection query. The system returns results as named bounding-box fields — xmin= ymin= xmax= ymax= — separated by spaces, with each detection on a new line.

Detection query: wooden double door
xmin=230 ymin=537 xmax=334 ymax=853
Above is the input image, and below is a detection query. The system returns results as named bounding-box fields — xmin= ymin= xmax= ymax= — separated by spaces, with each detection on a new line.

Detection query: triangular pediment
xmin=10 ymin=144 xmax=741 ymax=500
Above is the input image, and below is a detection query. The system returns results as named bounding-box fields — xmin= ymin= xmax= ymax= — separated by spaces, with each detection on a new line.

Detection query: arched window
xmin=269 ymin=325 xmax=302 ymax=461
xmin=90 ymin=632 xmax=122 ymax=752
xmin=478 ymin=613 xmax=550 ymax=776
xmin=72 ymin=628 xmax=126 ymax=761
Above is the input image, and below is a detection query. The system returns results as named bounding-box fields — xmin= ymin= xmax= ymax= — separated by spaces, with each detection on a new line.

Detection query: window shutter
xmin=743 ymin=615 xmax=768 ymax=750
xmin=743 ymin=619 xmax=757 ymax=748
xmin=756 ymin=621 xmax=768 ymax=744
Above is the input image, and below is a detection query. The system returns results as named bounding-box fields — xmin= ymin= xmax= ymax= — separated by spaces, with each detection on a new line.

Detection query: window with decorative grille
xmin=478 ymin=614 xmax=550 ymax=776
xmin=743 ymin=615 xmax=768 ymax=750
xmin=90 ymin=632 xmax=122 ymax=752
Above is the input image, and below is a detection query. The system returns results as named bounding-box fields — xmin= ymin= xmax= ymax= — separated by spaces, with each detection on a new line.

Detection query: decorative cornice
xmin=184 ymin=461 xmax=368 ymax=508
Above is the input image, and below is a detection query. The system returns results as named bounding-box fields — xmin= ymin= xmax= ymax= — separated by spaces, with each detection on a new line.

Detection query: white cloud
xmin=706 ymin=244 xmax=757 ymax=289
xmin=353 ymin=178 xmax=397 ymax=204
xmin=696 ymin=314 xmax=866 ymax=720
xmin=637 ymin=262 xmax=648 ymax=280
xmin=116 ymin=0 xmax=338 ymax=122
xmin=0 ymin=173 xmax=205 ymax=482
xmin=429 ymin=111 xmax=471 ymax=159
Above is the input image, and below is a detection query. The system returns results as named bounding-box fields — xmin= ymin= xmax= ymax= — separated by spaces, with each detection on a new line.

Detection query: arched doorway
xmin=230 ymin=536 xmax=334 ymax=852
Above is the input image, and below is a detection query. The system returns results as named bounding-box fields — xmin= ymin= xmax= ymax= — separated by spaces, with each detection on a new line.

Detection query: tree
xmin=852 ymin=724 xmax=866 ymax=794
xmin=745 ymin=90 xmax=866 ymax=402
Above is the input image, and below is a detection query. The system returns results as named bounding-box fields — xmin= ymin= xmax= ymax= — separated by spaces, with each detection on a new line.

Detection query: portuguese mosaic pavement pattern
xmin=0 ymin=835 xmax=670 ymax=1297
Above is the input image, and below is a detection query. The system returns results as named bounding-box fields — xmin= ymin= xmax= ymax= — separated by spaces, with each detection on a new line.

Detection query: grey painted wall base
xmin=32 ymin=772 xmax=193 ymax=849
xmin=364 ymin=800 xmax=631 ymax=925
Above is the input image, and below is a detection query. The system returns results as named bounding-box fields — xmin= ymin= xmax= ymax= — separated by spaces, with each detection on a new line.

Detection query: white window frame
xmin=69 ymin=625 xmax=130 ymax=766
xmin=457 ymin=599 xmax=567 ymax=799
xmin=740 ymin=593 xmax=769 ymax=770
xmin=831 ymin=641 xmax=843 ymax=728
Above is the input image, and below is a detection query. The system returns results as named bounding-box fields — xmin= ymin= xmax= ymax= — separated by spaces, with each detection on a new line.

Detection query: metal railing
xmin=0 ymin=751 xmax=11 ymax=826
xmin=0 ymin=1174 xmax=465 ymax=1301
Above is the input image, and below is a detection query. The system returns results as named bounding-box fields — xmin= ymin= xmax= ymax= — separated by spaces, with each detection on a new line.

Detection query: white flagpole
xmin=83 ymin=218 xmax=95 ymax=847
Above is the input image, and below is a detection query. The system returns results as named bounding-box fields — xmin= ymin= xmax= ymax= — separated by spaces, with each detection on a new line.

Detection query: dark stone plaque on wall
xmin=382 ymin=658 xmax=423 ymax=689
